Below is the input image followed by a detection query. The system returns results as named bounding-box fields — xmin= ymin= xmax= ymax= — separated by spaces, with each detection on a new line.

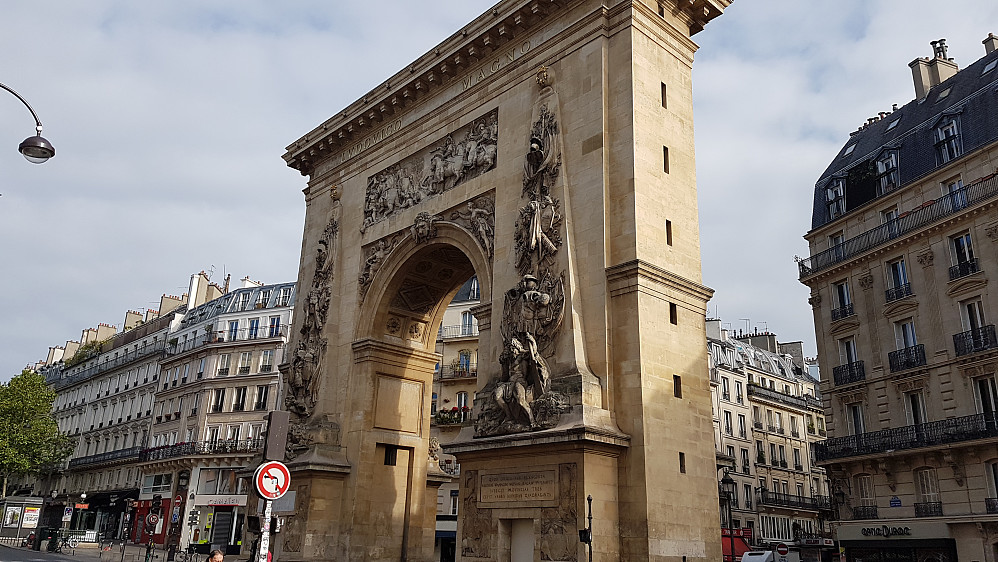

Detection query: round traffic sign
xmin=254 ymin=460 xmax=291 ymax=500
xmin=146 ymin=513 xmax=160 ymax=526
xmin=776 ymin=543 xmax=789 ymax=556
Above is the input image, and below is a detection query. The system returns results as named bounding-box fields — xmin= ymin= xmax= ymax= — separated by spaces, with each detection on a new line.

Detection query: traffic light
xmin=188 ymin=509 xmax=201 ymax=527
xmin=150 ymin=495 xmax=163 ymax=516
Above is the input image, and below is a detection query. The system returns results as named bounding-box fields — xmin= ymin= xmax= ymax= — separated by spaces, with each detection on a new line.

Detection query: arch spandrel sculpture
xmin=279 ymin=0 xmax=730 ymax=560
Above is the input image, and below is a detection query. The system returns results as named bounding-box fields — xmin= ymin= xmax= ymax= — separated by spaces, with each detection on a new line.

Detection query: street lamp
xmin=1 ymin=81 xmax=55 ymax=163
xmin=720 ymin=470 xmax=737 ymax=562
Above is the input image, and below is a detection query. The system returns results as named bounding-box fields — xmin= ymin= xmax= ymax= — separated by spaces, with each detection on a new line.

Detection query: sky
xmin=2 ymin=1 xmax=996 ymax=381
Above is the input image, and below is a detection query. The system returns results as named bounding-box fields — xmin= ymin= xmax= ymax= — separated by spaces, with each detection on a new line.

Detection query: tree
xmin=0 ymin=369 xmax=75 ymax=497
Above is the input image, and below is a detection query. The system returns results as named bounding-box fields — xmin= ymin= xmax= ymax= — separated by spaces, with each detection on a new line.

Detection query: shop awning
xmin=722 ymin=536 xmax=752 ymax=562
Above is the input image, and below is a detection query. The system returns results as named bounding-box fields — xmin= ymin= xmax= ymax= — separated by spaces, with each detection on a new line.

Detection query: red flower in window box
xmin=451 ymin=406 xmax=459 ymax=411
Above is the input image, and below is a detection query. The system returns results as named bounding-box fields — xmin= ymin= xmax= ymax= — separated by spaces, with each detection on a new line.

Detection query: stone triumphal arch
xmin=278 ymin=0 xmax=730 ymax=560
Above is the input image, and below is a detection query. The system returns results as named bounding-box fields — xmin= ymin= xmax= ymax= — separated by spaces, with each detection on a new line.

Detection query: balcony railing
xmin=753 ymin=421 xmax=763 ymax=429
xmin=68 ymin=446 xmax=143 ymax=469
xmin=852 ymin=505 xmax=879 ymax=520
xmin=954 ymin=325 xmax=998 ymax=357
xmin=833 ymin=361 xmax=865 ymax=385
xmin=914 ymin=501 xmax=943 ymax=517
xmin=166 ymin=325 xmax=289 ymax=356
xmin=757 ymin=490 xmax=832 ymax=511
xmin=885 ymin=283 xmax=913 ymax=302
xmin=949 ymin=258 xmax=981 ymax=280
xmin=814 ymin=412 xmax=998 ymax=462
xmin=888 ymin=344 xmax=926 ymax=372
xmin=748 ymin=384 xmax=823 ymax=411
xmin=217 ymin=367 xmax=230 ymax=377
xmin=831 ymin=303 xmax=855 ymax=321
xmin=237 ymin=366 xmax=250 ymax=375
xmin=139 ymin=438 xmax=264 ymax=462
xmin=437 ymin=324 xmax=479 ymax=339
xmin=437 ymin=364 xmax=478 ymax=380
xmin=798 ymin=174 xmax=998 ymax=279
xmin=986 ymin=498 xmax=998 ymax=514
xmin=55 ymin=340 xmax=167 ymax=389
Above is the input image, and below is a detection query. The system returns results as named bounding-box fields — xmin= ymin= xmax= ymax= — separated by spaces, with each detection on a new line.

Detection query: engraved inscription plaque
xmin=479 ymin=470 xmax=556 ymax=505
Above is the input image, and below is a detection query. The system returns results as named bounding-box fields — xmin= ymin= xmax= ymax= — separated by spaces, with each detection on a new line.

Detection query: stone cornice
xmin=606 ymin=259 xmax=714 ymax=304
xmin=283 ymin=0 xmax=731 ymax=177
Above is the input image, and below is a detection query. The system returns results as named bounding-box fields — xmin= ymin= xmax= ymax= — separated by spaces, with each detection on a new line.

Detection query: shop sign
xmin=193 ymin=495 xmax=247 ymax=507
xmin=75 ymin=503 xmax=89 ymax=509
xmin=799 ymin=538 xmax=834 ymax=547
xmin=861 ymin=525 xmax=911 ymax=538
xmin=22 ymin=507 xmax=40 ymax=529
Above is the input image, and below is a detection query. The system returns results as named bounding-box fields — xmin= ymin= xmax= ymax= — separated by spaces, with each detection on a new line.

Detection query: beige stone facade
xmin=279 ymin=0 xmax=730 ymax=560
xmin=800 ymin=38 xmax=998 ymax=561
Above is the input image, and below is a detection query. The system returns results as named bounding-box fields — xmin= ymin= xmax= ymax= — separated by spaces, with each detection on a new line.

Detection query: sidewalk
xmin=0 ymin=542 xmax=169 ymax=562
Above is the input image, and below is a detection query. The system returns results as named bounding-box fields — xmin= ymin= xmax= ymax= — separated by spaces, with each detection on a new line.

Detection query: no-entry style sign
xmin=776 ymin=543 xmax=790 ymax=556
xmin=254 ymin=460 xmax=291 ymax=500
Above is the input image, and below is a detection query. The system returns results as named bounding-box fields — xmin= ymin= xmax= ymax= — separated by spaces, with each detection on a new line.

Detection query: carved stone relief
xmin=283 ymin=188 xmax=340 ymax=444
xmin=358 ymin=234 xmax=404 ymax=299
xmin=858 ymin=273 xmax=874 ymax=290
xmin=539 ymin=463 xmax=578 ymax=562
xmin=362 ymin=108 xmax=498 ymax=232
xmin=281 ymin=483 xmax=310 ymax=553
xmin=477 ymin=77 xmax=570 ymax=437
xmin=808 ymin=292 xmax=822 ymax=308
xmin=986 ymin=222 xmax=998 ymax=241
xmin=411 ymin=212 xmax=443 ymax=245
xmin=449 ymin=195 xmax=495 ymax=260
xmin=916 ymin=249 xmax=934 ymax=267
xmin=461 ymin=470 xmax=494 ymax=558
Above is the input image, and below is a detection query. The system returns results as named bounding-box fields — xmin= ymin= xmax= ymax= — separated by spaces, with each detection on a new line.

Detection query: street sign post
xmin=254 ymin=460 xmax=291 ymax=562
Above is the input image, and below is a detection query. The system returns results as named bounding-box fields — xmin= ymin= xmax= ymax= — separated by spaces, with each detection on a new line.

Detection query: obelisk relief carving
xmin=281 ymin=188 xmax=341 ymax=459
xmin=476 ymin=67 xmax=577 ymax=437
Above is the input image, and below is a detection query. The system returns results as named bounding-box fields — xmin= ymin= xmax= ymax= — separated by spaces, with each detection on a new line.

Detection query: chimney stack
xmin=985 ymin=33 xmax=998 ymax=55
xmin=909 ymin=39 xmax=959 ymax=98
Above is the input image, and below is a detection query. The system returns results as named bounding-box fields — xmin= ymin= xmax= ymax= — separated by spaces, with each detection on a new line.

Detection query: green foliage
xmin=0 ymin=370 xmax=76 ymax=489
xmin=63 ymin=339 xmax=105 ymax=368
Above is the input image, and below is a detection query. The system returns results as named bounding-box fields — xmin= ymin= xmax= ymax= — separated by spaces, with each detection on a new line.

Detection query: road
xmin=0 ymin=544 xmax=168 ymax=562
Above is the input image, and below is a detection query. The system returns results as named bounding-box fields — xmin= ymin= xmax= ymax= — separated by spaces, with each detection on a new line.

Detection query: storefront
xmin=189 ymin=494 xmax=246 ymax=556
xmin=837 ymin=522 xmax=957 ymax=562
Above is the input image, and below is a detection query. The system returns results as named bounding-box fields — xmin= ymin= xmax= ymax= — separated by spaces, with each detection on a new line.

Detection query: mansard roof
xmin=810 ymin=47 xmax=998 ymax=230
xmin=178 ymin=281 xmax=297 ymax=329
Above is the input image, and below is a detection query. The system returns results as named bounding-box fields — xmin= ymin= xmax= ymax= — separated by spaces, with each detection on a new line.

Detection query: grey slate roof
xmin=810 ymin=48 xmax=998 ymax=231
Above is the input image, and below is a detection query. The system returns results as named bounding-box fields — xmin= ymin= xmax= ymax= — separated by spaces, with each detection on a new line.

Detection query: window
xmin=663 ymin=146 xmax=670 ymax=173
xmin=226 ymin=424 xmax=241 ymax=440
xmin=778 ymin=445 xmax=786 ymax=464
xmin=212 ymin=389 xmax=226 ymax=413
xmin=894 ymin=318 xmax=918 ymax=349
xmin=669 ymin=303 xmax=678 ymax=324
xmin=217 ymin=354 xmax=230 ymax=376
xmin=826 ymin=179 xmax=846 ymax=220
xmin=935 ymin=118 xmax=961 ymax=164
xmin=885 ymin=117 xmax=901 ymax=131
xmin=961 ymin=298 xmax=987 ymax=332
xmin=876 ymin=151 xmax=899 ymax=195
xmin=915 ymin=467 xmax=940 ymax=504
xmin=450 ymin=490 xmax=459 ymax=515
xmin=233 ymin=387 xmax=247 ymax=411
xmin=207 ymin=425 xmax=220 ymax=442
xmin=269 ymin=316 xmax=281 ymax=337
xmin=744 ymin=484 xmax=753 ymax=508
xmin=738 ymin=414 xmax=746 ymax=438
xmin=679 ymin=451 xmax=686 ymax=473
xmin=238 ymin=352 xmax=252 ymax=374
xmin=905 ymin=391 xmax=927 ymax=426
xmin=141 ymin=473 xmax=173 ymax=495
xmin=846 ymin=402 xmax=865 ymax=435
xmin=950 ymin=231 xmax=977 ymax=279
xmin=249 ymin=318 xmax=260 ymax=339
xmin=456 ymin=391 xmax=469 ymax=409
xmin=258 ymin=289 xmax=272 ymax=307
xmin=987 ymin=460 xmax=998 ymax=498
xmin=461 ymin=311 xmax=475 ymax=336
xmin=661 ymin=82 xmax=667 ymax=108
xmin=829 ymin=231 xmax=845 ymax=260
xmin=886 ymin=257 xmax=910 ymax=300
xmin=936 ymin=87 xmax=951 ymax=101
xmin=727 ymin=445 xmax=735 ymax=459
xmin=735 ymin=381 xmax=743 ymax=404
xmin=945 ymin=177 xmax=966 ymax=210
xmin=975 ymin=375 xmax=998 ymax=421
xmin=261 ymin=350 xmax=274 ymax=372
xmin=673 ymin=375 xmax=682 ymax=398
xmin=431 ymin=392 xmax=437 ymax=415
xmin=469 ymin=277 xmax=480 ymax=300
xmin=843 ymin=144 xmax=856 ymax=156
xmin=458 ymin=350 xmax=472 ymax=371
xmin=770 ymin=443 xmax=777 ymax=464
xmin=984 ymin=59 xmax=998 ymax=75
xmin=839 ymin=337 xmax=858 ymax=365
xmin=666 ymin=220 xmax=673 ymax=246
xmin=228 ymin=320 xmax=239 ymax=342
xmin=724 ymin=411 xmax=733 ymax=435
xmin=740 ymin=448 xmax=750 ymax=471
xmin=832 ymin=280 xmax=852 ymax=319
xmin=721 ymin=377 xmax=730 ymax=401
xmin=279 ymin=287 xmax=292 ymax=306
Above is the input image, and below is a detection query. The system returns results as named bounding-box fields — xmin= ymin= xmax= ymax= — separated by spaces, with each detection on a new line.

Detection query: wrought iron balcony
xmin=166 ymin=325 xmax=289 ymax=356
xmin=814 ymin=413 xmax=998 ymax=462
xmin=139 ymin=438 xmax=264 ymax=462
xmin=436 ymin=364 xmax=478 ymax=381
xmin=437 ymin=324 xmax=479 ymax=339
xmin=833 ymin=361 xmax=865 ymax=385
xmin=798 ymin=174 xmax=998 ymax=279
xmin=954 ymin=325 xmax=998 ymax=357
xmin=831 ymin=303 xmax=855 ymax=321
xmin=885 ymin=283 xmax=913 ymax=302
xmin=914 ymin=501 xmax=943 ymax=517
xmin=748 ymin=384 xmax=823 ymax=411
xmin=852 ymin=505 xmax=878 ymax=520
xmin=753 ymin=421 xmax=764 ymax=429
xmin=68 ymin=446 xmax=143 ymax=469
xmin=238 ymin=366 xmax=250 ymax=375
xmin=757 ymin=490 xmax=832 ymax=511
xmin=888 ymin=344 xmax=926 ymax=372
xmin=949 ymin=258 xmax=980 ymax=280
xmin=986 ymin=498 xmax=998 ymax=514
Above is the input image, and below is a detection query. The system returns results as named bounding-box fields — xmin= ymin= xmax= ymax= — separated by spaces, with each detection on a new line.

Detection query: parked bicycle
xmin=51 ymin=532 xmax=79 ymax=553
xmin=173 ymin=541 xmax=196 ymax=562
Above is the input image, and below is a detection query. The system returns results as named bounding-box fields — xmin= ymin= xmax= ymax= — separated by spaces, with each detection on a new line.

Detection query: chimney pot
xmin=985 ymin=33 xmax=998 ymax=55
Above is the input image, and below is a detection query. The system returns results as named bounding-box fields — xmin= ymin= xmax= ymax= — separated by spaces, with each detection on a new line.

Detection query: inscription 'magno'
xmin=479 ymin=470 xmax=556 ymax=503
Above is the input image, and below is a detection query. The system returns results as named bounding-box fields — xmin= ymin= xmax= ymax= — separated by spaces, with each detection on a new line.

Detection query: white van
xmin=741 ymin=551 xmax=802 ymax=562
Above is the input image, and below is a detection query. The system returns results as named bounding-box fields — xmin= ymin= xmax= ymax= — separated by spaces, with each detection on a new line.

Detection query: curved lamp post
xmin=719 ymin=470 xmax=737 ymax=562
xmin=1 ymin=81 xmax=55 ymax=163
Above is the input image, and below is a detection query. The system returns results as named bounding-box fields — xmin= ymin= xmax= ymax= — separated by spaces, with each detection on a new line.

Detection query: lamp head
xmin=19 ymin=132 xmax=55 ymax=163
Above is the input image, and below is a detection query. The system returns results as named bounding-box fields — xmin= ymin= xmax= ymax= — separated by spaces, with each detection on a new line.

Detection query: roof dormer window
xmin=826 ymin=179 xmax=846 ymax=220
xmin=935 ymin=118 xmax=961 ymax=164
xmin=983 ymin=59 xmax=997 ymax=75
xmin=843 ymin=144 xmax=856 ymax=156
xmin=876 ymin=150 xmax=899 ymax=196
xmin=885 ymin=118 xmax=900 ymax=131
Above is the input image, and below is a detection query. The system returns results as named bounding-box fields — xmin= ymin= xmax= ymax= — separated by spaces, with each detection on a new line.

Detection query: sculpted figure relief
xmin=358 ymin=235 xmax=402 ymax=298
xmin=362 ymin=109 xmax=498 ymax=232
xmin=450 ymin=196 xmax=495 ymax=260
xmin=411 ymin=212 xmax=443 ymax=245
xmin=514 ymin=195 xmax=562 ymax=276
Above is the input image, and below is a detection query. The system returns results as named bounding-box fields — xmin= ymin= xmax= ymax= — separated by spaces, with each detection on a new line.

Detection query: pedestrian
xmin=208 ymin=549 xmax=224 ymax=562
